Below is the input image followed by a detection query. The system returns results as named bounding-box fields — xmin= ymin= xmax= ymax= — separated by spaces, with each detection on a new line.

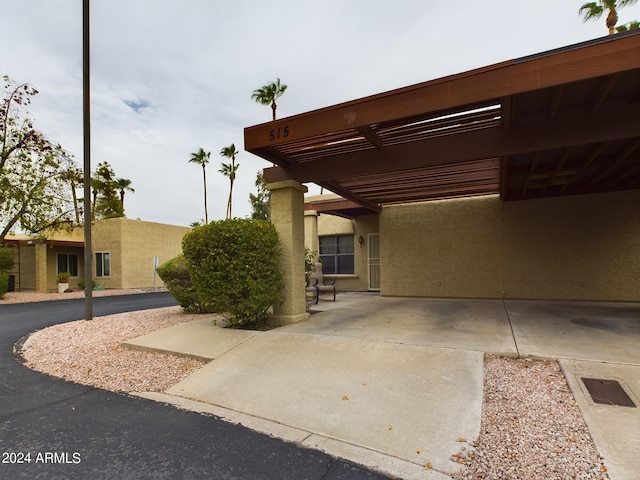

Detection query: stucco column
xmin=304 ymin=210 xmax=319 ymax=259
xmin=34 ymin=243 xmax=48 ymax=292
xmin=268 ymin=180 xmax=310 ymax=326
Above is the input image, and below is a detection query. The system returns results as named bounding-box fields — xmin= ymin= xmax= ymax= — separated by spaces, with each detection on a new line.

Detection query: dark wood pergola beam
xmin=262 ymin=102 xmax=639 ymax=184
xmin=245 ymin=33 xmax=640 ymax=152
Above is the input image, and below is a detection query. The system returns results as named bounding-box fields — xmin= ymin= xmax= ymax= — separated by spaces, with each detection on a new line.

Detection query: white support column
xmin=268 ymin=180 xmax=310 ymax=325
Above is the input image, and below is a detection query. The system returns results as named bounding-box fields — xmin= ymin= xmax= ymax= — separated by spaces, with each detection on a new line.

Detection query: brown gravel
xmin=452 ymin=355 xmax=609 ymax=480
xmin=20 ymin=306 xmax=207 ymax=393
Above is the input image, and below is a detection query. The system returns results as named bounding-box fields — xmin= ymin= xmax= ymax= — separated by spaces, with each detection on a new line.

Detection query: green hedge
xmin=182 ymin=219 xmax=284 ymax=327
xmin=0 ymin=247 xmax=14 ymax=273
xmin=0 ymin=273 xmax=8 ymax=299
xmin=156 ymin=254 xmax=211 ymax=313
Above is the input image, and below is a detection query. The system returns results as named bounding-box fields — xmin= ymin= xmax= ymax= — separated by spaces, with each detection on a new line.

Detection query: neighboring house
xmin=3 ymin=218 xmax=190 ymax=292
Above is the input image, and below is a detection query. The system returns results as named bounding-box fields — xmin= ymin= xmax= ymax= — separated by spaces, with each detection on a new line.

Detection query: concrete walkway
xmin=124 ymin=294 xmax=640 ymax=480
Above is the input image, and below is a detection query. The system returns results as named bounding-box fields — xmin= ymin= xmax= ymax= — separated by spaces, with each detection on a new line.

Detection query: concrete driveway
xmin=125 ymin=293 xmax=640 ymax=480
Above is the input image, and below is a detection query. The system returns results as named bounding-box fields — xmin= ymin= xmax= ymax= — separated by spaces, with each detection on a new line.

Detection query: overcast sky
xmin=4 ymin=1 xmax=639 ymax=227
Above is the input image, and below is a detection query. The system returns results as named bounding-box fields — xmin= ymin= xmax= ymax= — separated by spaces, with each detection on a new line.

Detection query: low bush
xmin=156 ymin=254 xmax=211 ymax=313
xmin=77 ymin=279 xmax=97 ymax=290
xmin=0 ymin=247 xmax=14 ymax=273
xmin=0 ymin=272 xmax=8 ymax=299
xmin=182 ymin=219 xmax=284 ymax=328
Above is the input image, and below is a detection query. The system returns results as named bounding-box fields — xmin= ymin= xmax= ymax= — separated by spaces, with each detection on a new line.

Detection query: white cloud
xmin=4 ymin=0 xmax=639 ymax=226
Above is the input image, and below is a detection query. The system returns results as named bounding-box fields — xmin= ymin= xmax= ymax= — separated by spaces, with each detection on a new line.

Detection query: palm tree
xmin=219 ymin=144 xmax=239 ymax=220
xmin=189 ymin=148 xmax=211 ymax=224
xmin=251 ymin=78 xmax=287 ymax=121
xmin=61 ymin=167 xmax=83 ymax=224
xmin=114 ymin=177 xmax=135 ymax=211
xmin=579 ymin=0 xmax=638 ymax=34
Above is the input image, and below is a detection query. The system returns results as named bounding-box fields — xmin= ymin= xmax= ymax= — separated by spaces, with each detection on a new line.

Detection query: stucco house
xmin=245 ymin=32 xmax=640 ymax=325
xmin=3 ymin=218 xmax=190 ymax=292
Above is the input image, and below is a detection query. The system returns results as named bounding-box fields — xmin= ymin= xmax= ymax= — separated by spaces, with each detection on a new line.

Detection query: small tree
xmin=182 ymin=219 xmax=284 ymax=327
xmin=1 ymin=76 xmax=77 ymax=243
xmin=249 ymin=171 xmax=270 ymax=220
xmin=0 ymin=247 xmax=14 ymax=299
xmin=92 ymin=162 xmax=125 ymax=219
xmin=114 ymin=177 xmax=135 ymax=211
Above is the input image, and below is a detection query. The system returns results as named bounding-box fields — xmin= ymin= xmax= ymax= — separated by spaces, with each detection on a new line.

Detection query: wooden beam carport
xmin=245 ymin=31 xmax=640 ymax=213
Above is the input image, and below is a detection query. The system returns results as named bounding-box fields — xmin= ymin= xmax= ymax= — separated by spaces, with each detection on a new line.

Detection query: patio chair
xmin=308 ymin=262 xmax=335 ymax=303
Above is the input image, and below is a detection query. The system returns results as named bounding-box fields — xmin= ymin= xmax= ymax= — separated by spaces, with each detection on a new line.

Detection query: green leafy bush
xmin=182 ymin=219 xmax=284 ymax=327
xmin=0 ymin=273 xmax=8 ymax=299
xmin=0 ymin=247 xmax=14 ymax=273
xmin=156 ymin=254 xmax=211 ymax=313
xmin=77 ymin=279 xmax=97 ymax=290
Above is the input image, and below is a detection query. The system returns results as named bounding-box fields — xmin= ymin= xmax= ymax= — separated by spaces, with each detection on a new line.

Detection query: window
xmin=57 ymin=253 xmax=78 ymax=277
xmin=95 ymin=252 xmax=111 ymax=277
xmin=319 ymin=235 xmax=354 ymax=274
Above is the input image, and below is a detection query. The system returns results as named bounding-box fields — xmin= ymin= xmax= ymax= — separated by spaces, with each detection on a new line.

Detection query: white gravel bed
xmin=20 ymin=306 xmax=207 ymax=393
xmin=452 ymin=355 xmax=609 ymax=480
xmin=1 ymin=288 xmax=146 ymax=304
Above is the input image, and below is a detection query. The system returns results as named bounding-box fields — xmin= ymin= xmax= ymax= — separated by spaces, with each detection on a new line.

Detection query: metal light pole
xmin=83 ymin=0 xmax=93 ymax=320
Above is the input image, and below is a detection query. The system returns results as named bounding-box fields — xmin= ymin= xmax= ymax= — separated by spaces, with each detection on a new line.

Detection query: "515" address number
xmin=269 ymin=126 xmax=289 ymax=142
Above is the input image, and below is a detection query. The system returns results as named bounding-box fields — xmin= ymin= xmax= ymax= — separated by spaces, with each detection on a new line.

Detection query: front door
xmin=367 ymin=233 xmax=380 ymax=291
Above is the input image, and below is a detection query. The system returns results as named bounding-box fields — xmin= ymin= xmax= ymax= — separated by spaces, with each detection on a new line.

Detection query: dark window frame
xmin=319 ymin=234 xmax=355 ymax=274
xmin=56 ymin=253 xmax=79 ymax=277
xmin=95 ymin=252 xmax=111 ymax=278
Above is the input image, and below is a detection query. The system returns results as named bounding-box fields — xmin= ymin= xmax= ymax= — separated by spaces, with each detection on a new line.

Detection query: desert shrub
xmin=182 ymin=219 xmax=284 ymax=327
xmin=156 ymin=254 xmax=211 ymax=313
xmin=0 ymin=273 xmax=8 ymax=299
xmin=77 ymin=279 xmax=97 ymax=290
xmin=0 ymin=247 xmax=14 ymax=273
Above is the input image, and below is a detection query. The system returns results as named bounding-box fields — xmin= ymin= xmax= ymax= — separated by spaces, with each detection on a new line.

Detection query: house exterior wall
xmin=92 ymin=218 xmax=191 ymax=289
xmin=304 ymin=212 xmax=379 ymax=292
xmin=380 ymin=191 xmax=639 ymax=302
xmin=380 ymin=196 xmax=503 ymax=298
xmin=17 ymin=245 xmax=36 ymax=291
xmin=46 ymin=245 xmax=85 ymax=290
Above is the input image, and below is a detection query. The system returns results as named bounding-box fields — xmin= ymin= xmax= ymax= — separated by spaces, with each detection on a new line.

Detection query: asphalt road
xmin=0 ymin=293 xmax=391 ymax=480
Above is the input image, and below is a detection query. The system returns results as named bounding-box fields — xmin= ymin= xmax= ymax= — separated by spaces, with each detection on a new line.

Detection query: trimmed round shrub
xmin=156 ymin=254 xmax=211 ymax=313
xmin=182 ymin=219 xmax=284 ymax=327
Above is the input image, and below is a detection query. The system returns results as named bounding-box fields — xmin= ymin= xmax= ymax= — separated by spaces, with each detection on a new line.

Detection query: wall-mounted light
xmin=358 ymin=235 xmax=364 ymax=245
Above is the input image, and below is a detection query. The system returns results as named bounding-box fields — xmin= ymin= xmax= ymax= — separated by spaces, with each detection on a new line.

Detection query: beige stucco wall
xmin=380 ymin=196 xmax=503 ymax=298
xmin=380 ymin=191 xmax=639 ymax=302
xmin=17 ymin=245 xmax=36 ymax=290
xmin=502 ymin=191 xmax=640 ymax=301
xmin=93 ymin=218 xmax=191 ymax=289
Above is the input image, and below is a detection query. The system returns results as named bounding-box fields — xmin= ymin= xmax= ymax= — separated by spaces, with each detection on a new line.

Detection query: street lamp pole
xmin=83 ymin=0 xmax=93 ymax=320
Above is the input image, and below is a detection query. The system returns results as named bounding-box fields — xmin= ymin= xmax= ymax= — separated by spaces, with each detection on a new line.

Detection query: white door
xmin=367 ymin=233 xmax=380 ymax=291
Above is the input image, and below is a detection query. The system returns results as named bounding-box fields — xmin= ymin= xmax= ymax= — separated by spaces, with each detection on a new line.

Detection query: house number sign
xmin=269 ymin=125 xmax=290 ymax=142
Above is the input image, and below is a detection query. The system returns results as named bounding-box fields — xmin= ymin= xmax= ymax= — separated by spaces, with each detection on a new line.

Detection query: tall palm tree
xmin=189 ymin=148 xmax=211 ymax=224
xmin=579 ymin=0 xmax=638 ymax=34
xmin=114 ymin=177 xmax=135 ymax=211
xmin=251 ymin=78 xmax=287 ymax=121
xmin=219 ymin=144 xmax=239 ymax=220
